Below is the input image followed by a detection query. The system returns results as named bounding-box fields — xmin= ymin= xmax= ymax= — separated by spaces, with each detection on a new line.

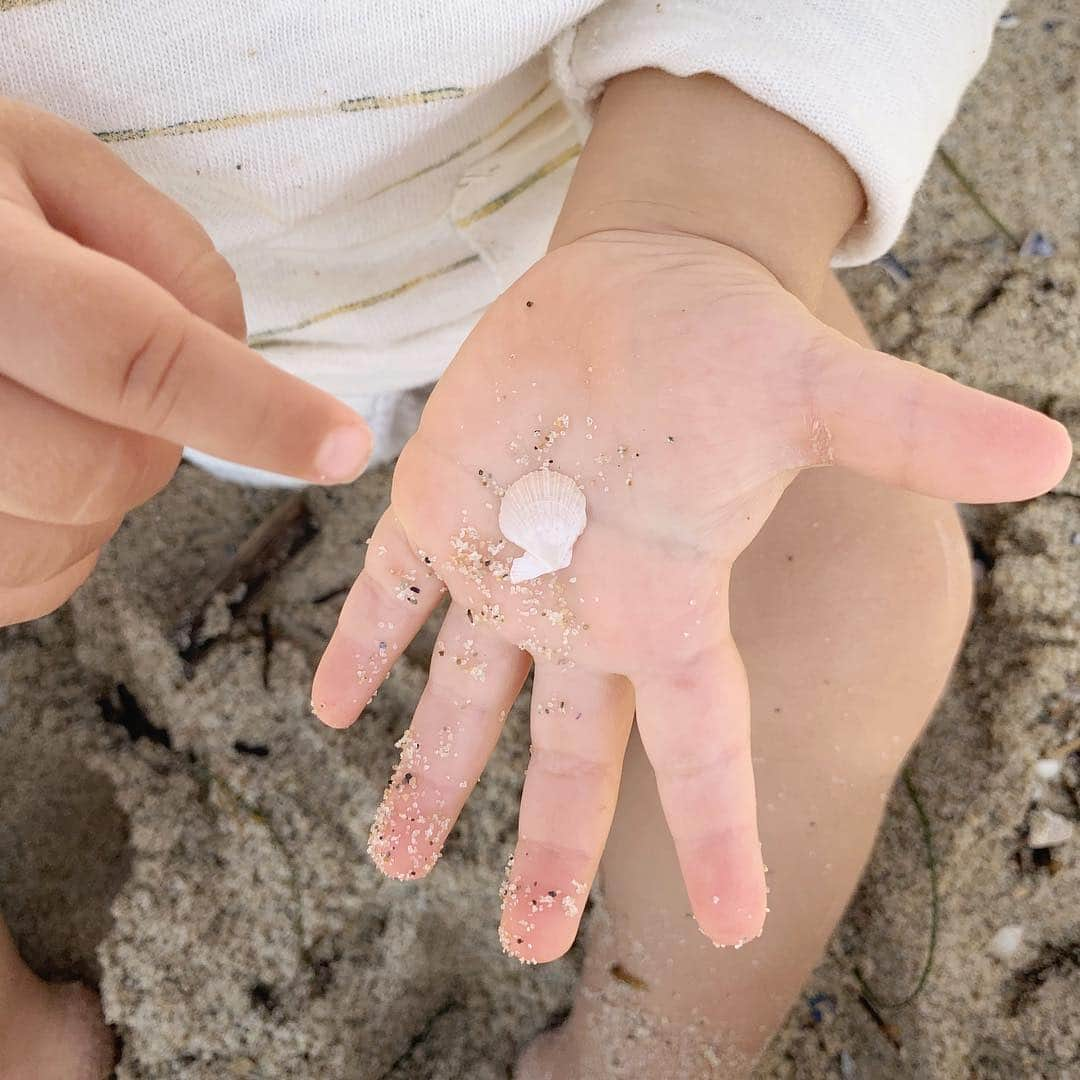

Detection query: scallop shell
xmin=498 ymin=469 xmax=587 ymax=584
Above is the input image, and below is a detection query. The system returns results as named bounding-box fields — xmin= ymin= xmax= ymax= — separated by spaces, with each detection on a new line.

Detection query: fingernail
xmin=315 ymin=426 xmax=369 ymax=483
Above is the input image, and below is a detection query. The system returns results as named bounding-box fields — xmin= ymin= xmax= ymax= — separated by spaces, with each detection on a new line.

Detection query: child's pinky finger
xmin=311 ymin=508 xmax=444 ymax=729
xmin=634 ymin=645 xmax=768 ymax=949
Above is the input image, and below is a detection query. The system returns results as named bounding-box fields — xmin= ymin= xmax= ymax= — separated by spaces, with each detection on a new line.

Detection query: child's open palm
xmin=313 ymin=230 xmax=1070 ymax=962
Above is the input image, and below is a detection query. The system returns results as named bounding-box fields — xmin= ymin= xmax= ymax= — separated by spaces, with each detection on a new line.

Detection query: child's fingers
xmin=312 ymin=509 xmax=445 ymax=729
xmin=633 ymin=641 xmax=768 ymax=949
xmin=0 ymin=376 xmax=178 ymax=525
xmin=0 ymin=512 xmax=118 ymax=589
xmin=0 ymin=202 xmax=371 ymax=484
xmin=810 ymin=328 xmax=1073 ymax=503
xmin=367 ymin=604 xmax=530 ymax=880
xmin=0 ymin=551 xmax=99 ymax=628
xmin=498 ymin=667 xmax=634 ymax=964
xmin=2 ymin=102 xmax=246 ymax=338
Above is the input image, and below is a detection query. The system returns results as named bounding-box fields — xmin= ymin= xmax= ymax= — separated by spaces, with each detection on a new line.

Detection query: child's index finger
xmin=0 ymin=204 xmax=371 ymax=483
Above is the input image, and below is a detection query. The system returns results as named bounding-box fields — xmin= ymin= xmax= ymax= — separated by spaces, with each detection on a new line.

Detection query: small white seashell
xmin=988 ymin=924 xmax=1024 ymax=962
xmin=498 ymin=469 xmax=586 ymax=584
xmin=1028 ymin=807 xmax=1073 ymax=848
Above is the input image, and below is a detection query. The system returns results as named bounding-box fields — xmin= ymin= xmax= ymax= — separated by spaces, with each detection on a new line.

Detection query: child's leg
xmin=517 ymin=276 xmax=974 ymax=1078
xmin=0 ymin=914 xmax=116 ymax=1079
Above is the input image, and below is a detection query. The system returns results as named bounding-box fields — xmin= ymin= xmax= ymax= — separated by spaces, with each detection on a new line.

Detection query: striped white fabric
xmin=0 ymin=0 xmax=1003 ymax=483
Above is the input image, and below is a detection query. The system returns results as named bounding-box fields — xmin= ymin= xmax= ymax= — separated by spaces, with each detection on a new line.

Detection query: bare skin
xmin=0 ymin=97 xmax=371 ymax=629
xmin=0 ymin=98 xmax=372 ymax=1078
xmin=0 ymin=71 xmax=1069 ymax=1080
xmin=0 ymin=921 xmax=116 ymax=1080
xmin=313 ymin=78 xmax=1069 ymax=962
xmin=515 ymin=275 xmax=974 ymax=1078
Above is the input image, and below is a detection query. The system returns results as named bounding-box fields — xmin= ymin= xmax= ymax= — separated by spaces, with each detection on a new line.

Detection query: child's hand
xmin=312 ymin=228 xmax=1070 ymax=960
xmin=0 ymin=100 xmax=371 ymax=625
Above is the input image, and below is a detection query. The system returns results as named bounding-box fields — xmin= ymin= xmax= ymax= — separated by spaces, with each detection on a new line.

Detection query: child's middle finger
xmin=499 ymin=665 xmax=634 ymax=964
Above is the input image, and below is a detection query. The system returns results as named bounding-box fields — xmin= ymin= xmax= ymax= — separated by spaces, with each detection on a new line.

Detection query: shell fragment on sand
xmin=1028 ymin=807 xmax=1073 ymax=848
xmin=498 ymin=469 xmax=586 ymax=584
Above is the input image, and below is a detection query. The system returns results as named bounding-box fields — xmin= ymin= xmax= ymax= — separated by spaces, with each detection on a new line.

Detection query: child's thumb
xmin=806 ymin=329 xmax=1073 ymax=504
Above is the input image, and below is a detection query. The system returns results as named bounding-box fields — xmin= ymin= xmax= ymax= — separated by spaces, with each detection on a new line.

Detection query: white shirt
xmin=1 ymin=0 xmax=1005 ymax=483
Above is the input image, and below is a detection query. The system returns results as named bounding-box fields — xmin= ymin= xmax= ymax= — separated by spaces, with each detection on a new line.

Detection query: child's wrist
xmin=551 ymin=70 xmax=865 ymax=306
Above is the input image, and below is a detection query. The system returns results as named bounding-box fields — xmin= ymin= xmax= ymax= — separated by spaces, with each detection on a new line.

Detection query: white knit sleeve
xmin=550 ymin=0 xmax=1006 ymax=266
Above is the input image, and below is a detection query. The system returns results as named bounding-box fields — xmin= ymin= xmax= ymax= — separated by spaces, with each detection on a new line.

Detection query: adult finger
xmin=0 ymin=513 xmax=118 ymax=588
xmin=368 ymin=603 xmax=531 ymax=880
xmin=807 ymin=327 xmax=1073 ymax=503
xmin=0 ymin=102 xmax=245 ymax=338
xmin=499 ymin=666 xmax=634 ymax=964
xmin=312 ymin=508 xmax=446 ymax=729
xmin=0 ymin=551 xmax=98 ymax=628
xmin=0 ymin=376 xmax=178 ymax=524
xmin=0 ymin=201 xmax=370 ymax=482
xmin=634 ymin=639 xmax=768 ymax=949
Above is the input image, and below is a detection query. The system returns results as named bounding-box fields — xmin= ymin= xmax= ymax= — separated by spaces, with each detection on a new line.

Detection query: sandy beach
xmin=1 ymin=2 xmax=1078 ymax=1077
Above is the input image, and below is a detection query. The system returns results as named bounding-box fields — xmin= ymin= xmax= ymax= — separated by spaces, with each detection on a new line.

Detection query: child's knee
xmin=823 ymin=470 xmax=973 ymax=751
xmin=872 ymin=494 xmax=972 ymax=750
xmin=853 ymin=474 xmax=972 ymax=677
xmin=733 ymin=467 xmax=973 ymax=756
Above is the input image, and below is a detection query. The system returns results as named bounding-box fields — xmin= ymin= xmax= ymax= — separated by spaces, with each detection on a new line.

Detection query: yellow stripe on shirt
xmin=453 ymin=142 xmax=581 ymax=229
xmin=367 ymin=81 xmax=552 ymax=200
xmin=96 ymin=87 xmax=468 ymax=143
xmin=247 ymin=254 xmax=481 ymax=347
xmin=250 ymin=140 xmax=580 ymax=341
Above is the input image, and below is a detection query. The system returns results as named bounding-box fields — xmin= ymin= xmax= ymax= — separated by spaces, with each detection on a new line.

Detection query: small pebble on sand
xmin=1028 ymin=807 xmax=1073 ymax=848
xmin=988 ymin=924 xmax=1024 ymax=962
xmin=1019 ymin=229 xmax=1055 ymax=258
xmin=839 ymin=1048 xmax=856 ymax=1079
xmin=1034 ymin=758 xmax=1062 ymax=781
